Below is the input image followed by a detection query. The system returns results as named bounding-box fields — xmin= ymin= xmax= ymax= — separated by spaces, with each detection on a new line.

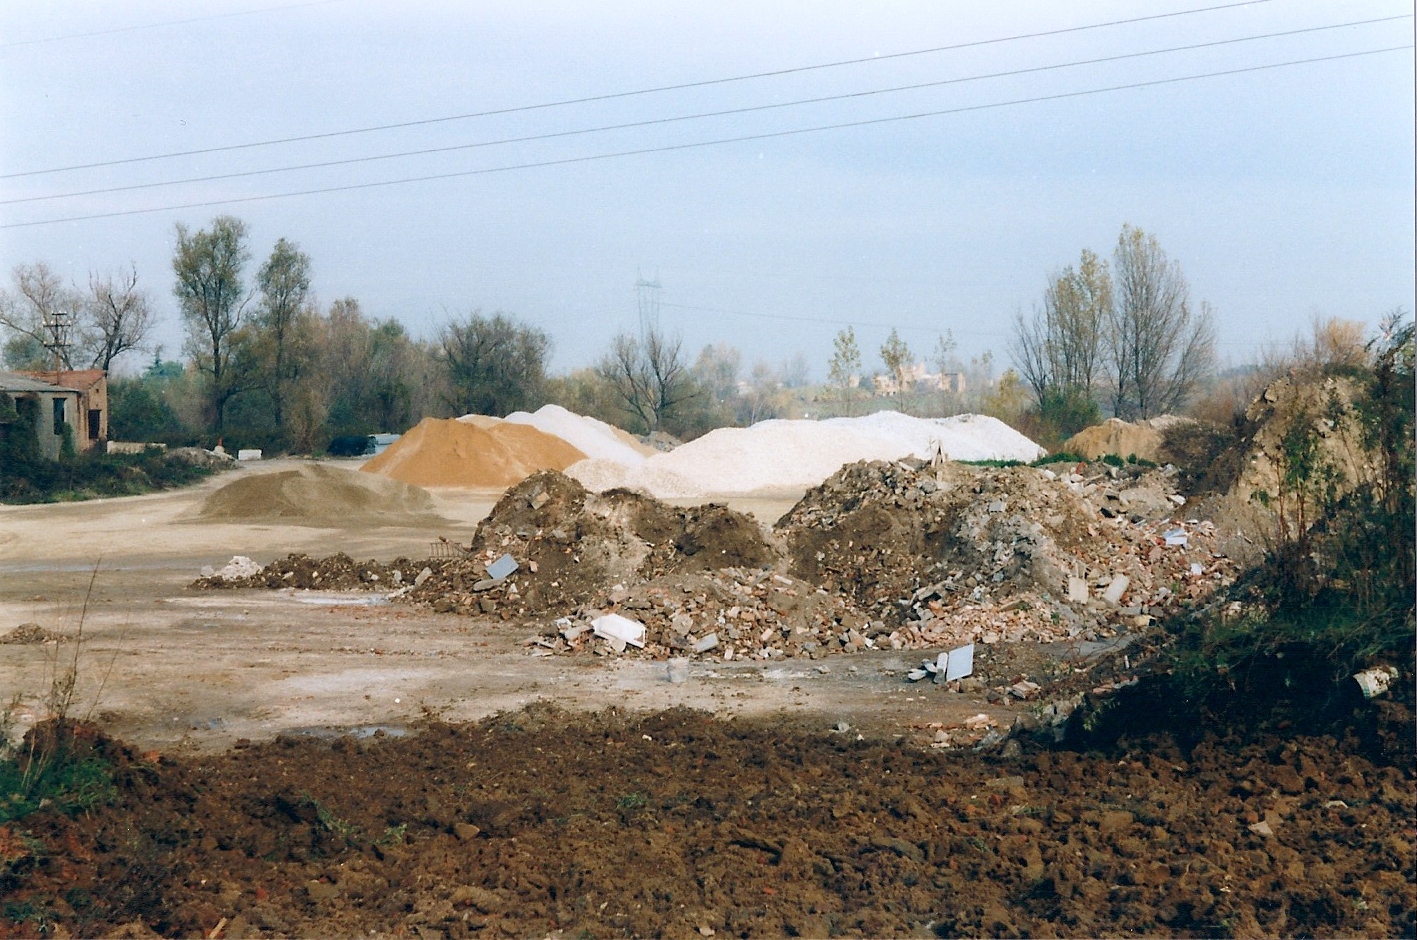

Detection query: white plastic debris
xmin=237 ymin=448 xmax=263 ymax=461
xmin=1353 ymin=665 xmax=1398 ymax=699
xmin=1163 ymin=528 xmax=1188 ymax=547
xmin=944 ymin=643 xmax=975 ymax=681
xmin=592 ymin=613 xmax=646 ymax=649
xmin=485 ymin=553 xmax=519 ymax=580
xmin=1189 ymin=563 xmax=1204 ymax=576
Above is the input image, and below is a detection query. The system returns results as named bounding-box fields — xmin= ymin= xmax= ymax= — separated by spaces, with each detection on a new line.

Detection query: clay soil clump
xmin=2 ymin=710 xmax=1411 ymax=939
xmin=360 ymin=417 xmax=585 ymax=488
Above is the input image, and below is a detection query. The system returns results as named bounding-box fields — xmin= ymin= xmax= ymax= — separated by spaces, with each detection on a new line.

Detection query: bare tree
xmin=597 ymin=317 xmax=697 ymax=434
xmin=82 ymin=264 xmax=154 ymax=371
xmin=0 ymin=262 xmax=83 ymax=370
xmin=1107 ymin=225 xmax=1215 ymax=418
xmin=172 ymin=215 xmax=254 ymax=436
xmin=738 ymin=360 xmax=782 ymax=425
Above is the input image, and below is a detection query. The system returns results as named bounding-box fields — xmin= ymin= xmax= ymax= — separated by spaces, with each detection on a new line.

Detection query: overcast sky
xmin=1 ymin=1 xmax=1412 ymax=378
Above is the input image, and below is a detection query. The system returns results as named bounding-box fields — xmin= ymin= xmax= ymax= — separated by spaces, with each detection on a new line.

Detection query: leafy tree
xmin=879 ymin=328 xmax=913 ymax=413
xmin=254 ymin=238 xmax=312 ymax=432
xmin=692 ymin=343 xmax=742 ymax=403
xmin=439 ymin=311 xmax=550 ymax=417
xmin=1012 ymin=249 xmax=1109 ymax=412
xmin=172 ymin=216 xmax=253 ymax=436
xmin=1107 ymin=225 xmax=1215 ymax=418
xmin=827 ymin=326 xmax=861 ymax=413
xmin=108 ymin=356 xmax=197 ymax=444
xmin=2 ymin=334 xmax=48 ymax=371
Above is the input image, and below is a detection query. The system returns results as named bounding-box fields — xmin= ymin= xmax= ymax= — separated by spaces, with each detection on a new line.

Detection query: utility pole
xmin=41 ymin=304 xmax=72 ymax=375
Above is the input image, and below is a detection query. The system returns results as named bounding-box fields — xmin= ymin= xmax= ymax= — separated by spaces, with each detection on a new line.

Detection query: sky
xmin=0 ymin=0 xmax=1412 ymax=379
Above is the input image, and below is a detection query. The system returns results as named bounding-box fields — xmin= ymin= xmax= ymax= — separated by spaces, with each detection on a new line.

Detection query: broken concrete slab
xmin=944 ymin=643 xmax=974 ymax=681
xmin=1102 ymin=575 xmax=1130 ymax=605
xmin=592 ymin=613 xmax=646 ymax=649
xmin=485 ymin=553 xmax=519 ymax=580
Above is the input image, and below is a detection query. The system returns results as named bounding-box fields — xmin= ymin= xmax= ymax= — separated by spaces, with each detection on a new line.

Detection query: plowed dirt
xmin=1 ymin=708 xmax=1412 ymax=939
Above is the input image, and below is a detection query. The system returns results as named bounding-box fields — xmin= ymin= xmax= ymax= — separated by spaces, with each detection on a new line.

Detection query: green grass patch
xmin=0 ymin=751 xmax=117 ymax=824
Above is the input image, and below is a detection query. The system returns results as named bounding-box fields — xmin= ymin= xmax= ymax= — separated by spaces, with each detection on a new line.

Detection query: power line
xmin=8 ymin=15 xmax=1403 ymax=208
xmin=2 ymin=44 xmax=1407 ymax=231
xmin=0 ymin=0 xmax=349 ymax=50
xmin=660 ymin=302 xmax=1004 ymax=338
xmin=0 ymin=0 xmax=1278 ymax=180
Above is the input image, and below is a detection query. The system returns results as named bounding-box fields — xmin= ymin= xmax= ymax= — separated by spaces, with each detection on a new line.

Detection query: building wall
xmin=35 ymin=391 xmax=81 ymax=460
xmin=79 ymin=382 xmax=108 ymax=449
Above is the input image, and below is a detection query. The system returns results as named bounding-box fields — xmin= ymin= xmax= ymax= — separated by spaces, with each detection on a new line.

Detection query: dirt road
xmin=0 ymin=461 xmax=1020 ymax=752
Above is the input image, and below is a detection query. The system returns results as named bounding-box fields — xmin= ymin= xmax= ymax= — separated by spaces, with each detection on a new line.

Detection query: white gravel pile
xmin=462 ymin=404 xmax=649 ymax=465
xmin=567 ymin=411 xmax=1044 ymax=498
xmin=827 ymin=412 xmax=1045 ymax=464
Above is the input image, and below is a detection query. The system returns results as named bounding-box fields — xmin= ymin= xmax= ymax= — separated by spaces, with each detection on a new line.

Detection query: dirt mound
xmin=1231 ymin=373 xmax=1372 ymax=508
xmin=360 ymin=417 xmax=585 ymax=488
xmin=190 ymin=464 xmax=443 ymax=527
xmin=3 ymin=712 xmax=1411 ymax=938
xmin=1063 ymin=417 xmax=1167 ymax=461
xmin=405 ymin=471 xmax=777 ymax=617
xmin=1187 ymin=372 xmax=1379 ymax=561
xmin=779 ymin=458 xmax=1237 ymax=648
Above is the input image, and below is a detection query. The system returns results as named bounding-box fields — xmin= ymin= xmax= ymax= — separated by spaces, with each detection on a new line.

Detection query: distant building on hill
xmin=871 ymin=362 xmax=966 ymax=396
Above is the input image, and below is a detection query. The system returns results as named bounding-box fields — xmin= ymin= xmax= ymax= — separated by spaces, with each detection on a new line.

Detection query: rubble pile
xmin=780 ymin=458 xmax=1239 ymax=649
xmin=194 ymin=461 xmax=1240 ymax=664
xmin=519 ymin=567 xmax=881 ymax=661
xmin=399 ymin=471 xmax=777 ymax=617
xmin=194 ymin=552 xmax=431 ymax=590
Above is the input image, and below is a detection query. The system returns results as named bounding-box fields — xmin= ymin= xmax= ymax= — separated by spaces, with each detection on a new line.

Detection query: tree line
xmin=2 ymin=215 xmax=1239 ymax=455
xmin=0 ymin=215 xmax=864 ymax=453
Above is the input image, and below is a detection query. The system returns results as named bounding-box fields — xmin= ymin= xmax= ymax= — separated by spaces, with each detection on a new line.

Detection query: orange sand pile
xmin=1063 ymin=417 xmax=1165 ymax=462
xmin=360 ymin=417 xmax=586 ymax=488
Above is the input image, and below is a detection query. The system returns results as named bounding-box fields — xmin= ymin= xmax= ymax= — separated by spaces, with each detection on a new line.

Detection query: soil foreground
xmin=1 ymin=459 xmax=1414 ymax=937
xmin=2 ymin=711 xmax=1413 ymax=938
